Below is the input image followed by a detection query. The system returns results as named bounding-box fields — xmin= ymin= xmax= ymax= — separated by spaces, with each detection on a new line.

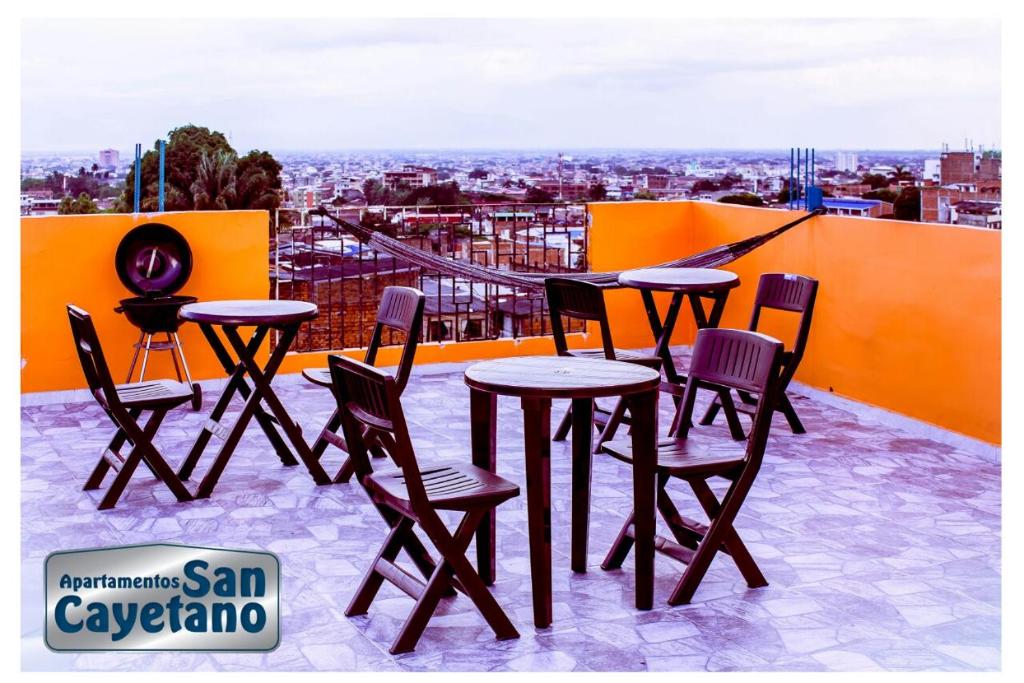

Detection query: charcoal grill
xmin=114 ymin=223 xmax=202 ymax=410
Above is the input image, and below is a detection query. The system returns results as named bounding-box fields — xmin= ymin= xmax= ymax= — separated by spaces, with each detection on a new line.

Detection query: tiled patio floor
xmin=21 ymin=354 xmax=1001 ymax=671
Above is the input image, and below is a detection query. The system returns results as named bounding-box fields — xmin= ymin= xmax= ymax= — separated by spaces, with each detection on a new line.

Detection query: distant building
xmin=834 ymin=151 xmax=859 ymax=173
xmin=536 ymin=180 xmax=588 ymax=201
xmin=98 ymin=148 xmax=119 ymax=169
xmin=923 ymin=159 xmax=941 ymax=183
xmin=822 ymin=198 xmax=892 ymax=218
xmin=383 ymin=165 xmax=437 ymax=191
xmin=951 ymin=201 xmax=1001 ymax=230
xmin=939 ymin=151 xmax=1001 ymax=185
xmin=920 ymin=182 xmax=1001 ymax=224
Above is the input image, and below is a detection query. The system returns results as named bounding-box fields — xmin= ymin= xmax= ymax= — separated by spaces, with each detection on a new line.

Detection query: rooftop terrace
xmin=21 ymin=354 xmax=1000 ymax=671
xmin=20 ymin=201 xmax=1001 ymax=671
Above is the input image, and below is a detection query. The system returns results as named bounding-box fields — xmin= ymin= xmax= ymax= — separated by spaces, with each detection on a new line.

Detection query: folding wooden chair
xmin=601 ymin=328 xmax=784 ymax=605
xmin=328 ymin=354 xmax=519 ymax=654
xmin=700 ymin=273 xmax=818 ymax=437
xmin=303 ymin=286 xmax=424 ymax=483
xmin=546 ymin=277 xmax=661 ymax=453
xmin=66 ymin=305 xmax=193 ymax=510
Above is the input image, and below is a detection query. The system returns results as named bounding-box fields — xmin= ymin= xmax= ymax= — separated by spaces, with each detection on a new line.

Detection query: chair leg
xmin=689 ymin=478 xmax=766 ymax=588
xmin=347 ymin=516 xmax=414 ymax=617
xmin=717 ymin=390 xmax=747 ymax=441
xmin=98 ymin=410 xmax=190 ymax=509
xmin=601 ymin=509 xmax=636 ymax=570
xmin=553 ymin=403 xmax=573 ymax=441
xmin=594 ymin=397 xmax=627 ymax=454
xmin=390 ymin=510 xmax=517 ymax=654
xmin=668 ymin=477 xmax=753 ymax=606
xmin=439 ymin=510 xmax=518 ymax=640
xmin=699 ymin=395 xmax=722 ymax=427
xmin=778 ymin=393 xmax=806 ymax=434
xmin=311 ymin=410 xmax=343 ymax=460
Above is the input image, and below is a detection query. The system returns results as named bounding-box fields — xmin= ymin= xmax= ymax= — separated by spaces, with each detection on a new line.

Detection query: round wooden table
xmin=177 ymin=299 xmax=331 ymax=498
xmin=465 ymin=355 xmax=661 ymax=627
xmin=618 ymin=266 xmax=739 ymax=389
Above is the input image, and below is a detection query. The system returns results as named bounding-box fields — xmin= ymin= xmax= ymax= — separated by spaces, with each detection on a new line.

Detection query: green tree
xmin=235 ymin=150 xmax=283 ymax=211
xmin=587 ymin=183 xmax=608 ymax=201
xmin=888 ymin=164 xmax=915 ymax=182
xmin=718 ymin=193 xmax=765 ymax=207
xmin=633 ymin=189 xmax=657 ymax=200
xmin=862 ymin=188 xmax=898 ymax=203
xmin=58 ymin=192 xmax=99 ymax=215
xmin=468 ymin=168 xmax=488 ymax=179
xmin=191 ymin=150 xmax=238 ymax=210
xmin=118 ymin=124 xmax=279 ymax=212
xmin=861 ymin=173 xmax=889 ymax=190
xmin=892 ymin=187 xmax=921 ymax=222
xmin=525 ymin=186 xmax=555 ymax=203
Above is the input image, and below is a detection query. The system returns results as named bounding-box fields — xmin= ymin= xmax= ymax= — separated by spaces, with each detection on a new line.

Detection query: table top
xmin=465 ymin=355 xmax=660 ymax=399
xmin=179 ymin=300 xmax=318 ymax=327
xmin=618 ymin=267 xmax=739 ymax=293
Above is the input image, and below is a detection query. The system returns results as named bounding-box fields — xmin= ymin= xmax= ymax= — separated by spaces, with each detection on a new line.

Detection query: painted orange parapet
xmin=685 ymin=202 xmax=1001 ymax=445
xmin=21 ymin=211 xmax=270 ymax=393
xmin=22 ymin=203 xmax=1001 ymax=445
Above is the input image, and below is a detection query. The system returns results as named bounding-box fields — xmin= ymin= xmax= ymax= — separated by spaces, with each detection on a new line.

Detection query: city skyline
xmin=21 ymin=18 xmax=1000 ymax=152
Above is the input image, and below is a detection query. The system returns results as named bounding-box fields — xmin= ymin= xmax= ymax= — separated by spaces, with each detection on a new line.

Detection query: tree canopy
xmin=718 ymin=193 xmax=765 ymax=207
xmin=118 ymin=125 xmax=283 ymax=213
xmin=58 ymin=192 xmax=100 ymax=215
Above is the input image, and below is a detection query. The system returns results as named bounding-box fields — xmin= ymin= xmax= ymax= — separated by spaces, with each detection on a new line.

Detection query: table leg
xmin=570 ymin=397 xmax=593 ymax=573
xmin=470 ymin=388 xmax=497 ymax=585
xmin=197 ymin=323 xmax=297 ymax=466
xmin=221 ymin=325 xmax=331 ymax=486
xmin=628 ymin=388 xmax=659 ymax=610
xmin=522 ymin=396 xmax=552 ymax=628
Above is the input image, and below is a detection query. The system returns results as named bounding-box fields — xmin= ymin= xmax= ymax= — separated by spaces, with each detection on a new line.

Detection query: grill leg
xmin=166 ymin=333 xmax=183 ymax=382
xmin=125 ymin=331 xmax=145 ymax=383
xmin=139 ymin=334 xmax=153 ymax=381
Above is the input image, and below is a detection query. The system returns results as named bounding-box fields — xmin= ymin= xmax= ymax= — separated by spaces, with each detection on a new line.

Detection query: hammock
xmin=311 ymin=205 xmax=823 ymax=292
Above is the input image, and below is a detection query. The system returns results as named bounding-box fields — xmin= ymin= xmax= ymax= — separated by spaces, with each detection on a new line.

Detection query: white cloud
xmin=21 ymin=17 xmax=1000 ymax=151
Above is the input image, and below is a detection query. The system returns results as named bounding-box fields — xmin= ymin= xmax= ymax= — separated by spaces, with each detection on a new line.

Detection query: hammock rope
xmin=310 ymin=205 xmax=823 ymax=292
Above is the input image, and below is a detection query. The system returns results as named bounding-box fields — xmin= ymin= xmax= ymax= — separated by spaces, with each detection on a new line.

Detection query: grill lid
xmin=115 ymin=223 xmax=193 ymax=296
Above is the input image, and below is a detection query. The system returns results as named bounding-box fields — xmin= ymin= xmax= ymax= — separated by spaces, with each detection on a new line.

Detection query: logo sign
xmin=45 ymin=543 xmax=279 ymax=652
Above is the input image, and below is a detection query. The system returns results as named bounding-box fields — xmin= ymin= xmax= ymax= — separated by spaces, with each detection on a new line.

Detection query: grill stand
xmin=126 ymin=331 xmax=203 ymax=411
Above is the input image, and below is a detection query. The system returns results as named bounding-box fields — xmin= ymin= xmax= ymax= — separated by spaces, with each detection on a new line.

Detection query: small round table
xmin=618 ymin=267 xmax=739 ymax=386
xmin=464 ymin=355 xmax=661 ymax=628
xmin=177 ymin=300 xmax=332 ymax=498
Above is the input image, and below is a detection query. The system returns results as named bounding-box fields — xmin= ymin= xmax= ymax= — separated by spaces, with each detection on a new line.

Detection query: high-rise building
xmin=834 ymin=151 xmax=859 ymax=173
xmin=98 ymin=148 xmax=119 ymax=169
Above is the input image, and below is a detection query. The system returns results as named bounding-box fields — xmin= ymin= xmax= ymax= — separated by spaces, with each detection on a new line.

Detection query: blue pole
xmin=789 ymin=148 xmax=794 ymax=210
xmin=158 ymin=140 xmax=166 ymax=212
xmin=133 ymin=143 xmax=141 ymax=213
xmin=811 ymin=148 xmax=816 ymax=195
xmin=804 ymin=148 xmax=810 ymax=210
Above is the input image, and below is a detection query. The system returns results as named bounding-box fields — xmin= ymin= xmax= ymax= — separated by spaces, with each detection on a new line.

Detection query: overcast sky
xmin=21 ymin=18 xmax=1000 ymax=153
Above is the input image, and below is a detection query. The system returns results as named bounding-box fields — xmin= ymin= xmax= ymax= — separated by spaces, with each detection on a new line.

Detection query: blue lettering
xmin=54 ymin=595 xmax=82 ymax=633
xmin=183 ymin=560 xmax=209 ymax=598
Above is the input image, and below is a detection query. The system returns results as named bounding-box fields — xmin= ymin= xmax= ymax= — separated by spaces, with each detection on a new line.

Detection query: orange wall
xmin=21 ymin=211 xmax=270 ymax=393
xmin=684 ymin=203 xmax=1000 ymax=444
xmin=22 ymin=204 xmax=1001 ymax=445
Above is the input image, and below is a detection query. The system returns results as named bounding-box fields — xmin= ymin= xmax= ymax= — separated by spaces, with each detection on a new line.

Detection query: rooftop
xmin=21 ymin=353 xmax=999 ymax=672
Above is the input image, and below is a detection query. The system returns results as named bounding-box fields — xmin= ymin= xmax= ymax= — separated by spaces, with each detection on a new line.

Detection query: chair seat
xmin=302 ymin=367 xmax=333 ymax=388
xmin=105 ymin=380 xmax=195 ymax=410
xmin=305 ymin=366 xmax=395 ymax=389
xmin=602 ymin=437 xmax=746 ymax=477
xmin=367 ymin=463 xmax=519 ymax=512
xmin=568 ymin=348 xmax=661 ymax=368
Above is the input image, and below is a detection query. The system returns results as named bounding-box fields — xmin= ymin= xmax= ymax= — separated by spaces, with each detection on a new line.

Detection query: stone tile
xmin=20 ymin=356 xmax=1001 ymax=671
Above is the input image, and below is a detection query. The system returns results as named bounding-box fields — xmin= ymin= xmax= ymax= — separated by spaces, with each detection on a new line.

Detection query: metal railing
xmin=272 ymin=203 xmax=590 ymax=353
